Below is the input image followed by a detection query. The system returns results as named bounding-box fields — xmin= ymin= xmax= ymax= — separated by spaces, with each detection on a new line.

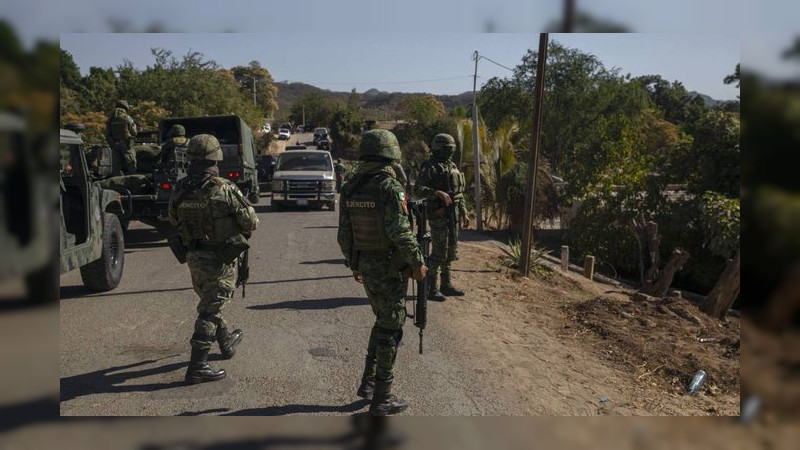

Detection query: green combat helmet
xmin=168 ymin=124 xmax=186 ymax=138
xmin=359 ymin=129 xmax=401 ymax=161
xmin=187 ymin=134 xmax=223 ymax=161
xmin=115 ymin=100 xmax=130 ymax=111
xmin=431 ymin=133 xmax=456 ymax=157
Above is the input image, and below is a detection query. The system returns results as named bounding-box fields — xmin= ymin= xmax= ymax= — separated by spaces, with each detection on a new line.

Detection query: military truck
xmin=0 ymin=112 xmax=59 ymax=302
xmin=159 ymin=115 xmax=260 ymax=203
xmin=60 ymin=125 xmax=126 ymax=292
xmin=98 ymin=125 xmax=188 ymax=230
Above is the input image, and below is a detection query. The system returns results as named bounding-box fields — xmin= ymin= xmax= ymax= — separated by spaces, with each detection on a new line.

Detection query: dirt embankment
xmin=449 ymin=241 xmax=740 ymax=415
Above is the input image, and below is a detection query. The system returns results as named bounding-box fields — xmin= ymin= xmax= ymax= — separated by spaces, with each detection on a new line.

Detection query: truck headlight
xmin=322 ymin=180 xmax=335 ymax=191
xmin=271 ymin=179 xmax=283 ymax=191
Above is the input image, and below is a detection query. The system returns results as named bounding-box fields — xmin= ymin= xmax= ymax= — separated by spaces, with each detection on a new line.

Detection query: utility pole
xmin=471 ymin=51 xmax=483 ymax=231
xmin=563 ymin=0 xmax=575 ymax=32
xmin=520 ymin=33 xmax=549 ymax=276
xmin=302 ymin=105 xmax=306 ymax=126
xmin=252 ymin=77 xmax=257 ymax=106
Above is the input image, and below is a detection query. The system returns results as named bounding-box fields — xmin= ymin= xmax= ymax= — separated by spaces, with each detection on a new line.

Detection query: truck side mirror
xmin=92 ymin=145 xmax=114 ymax=179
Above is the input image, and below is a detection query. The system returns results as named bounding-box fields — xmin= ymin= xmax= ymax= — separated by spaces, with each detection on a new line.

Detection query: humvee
xmin=60 ymin=125 xmax=126 ymax=292
xmin=0 ymin=112 xmax=59 ymax=302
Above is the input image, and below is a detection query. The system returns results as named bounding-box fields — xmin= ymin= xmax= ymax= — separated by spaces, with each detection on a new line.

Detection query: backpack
xmin=109 ymin=108 xmax=132 ymax=141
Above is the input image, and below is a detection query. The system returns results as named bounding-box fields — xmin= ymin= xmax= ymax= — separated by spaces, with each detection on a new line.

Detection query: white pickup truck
xmin=270 ymin=150 xmax=337 ymax=211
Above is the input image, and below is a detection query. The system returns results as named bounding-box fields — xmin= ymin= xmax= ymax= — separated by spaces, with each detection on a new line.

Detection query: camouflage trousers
xmin=111 ymin=141 xmax=137 ymax=176
xmin=187 ymin=251 xmax=237 ymax=351
xmin=428 ymin=215 xmax=460 ymax=281
xmin=359 ymin=253 xmax=407 ymax=382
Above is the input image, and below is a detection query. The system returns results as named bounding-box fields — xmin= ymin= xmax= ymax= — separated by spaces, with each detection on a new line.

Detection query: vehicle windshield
xmin=276 ymin=153 xmax=332 ymax=171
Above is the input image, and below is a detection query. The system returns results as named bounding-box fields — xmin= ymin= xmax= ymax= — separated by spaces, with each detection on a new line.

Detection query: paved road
xmin=59 ymin=190 xmax=505 ymax=416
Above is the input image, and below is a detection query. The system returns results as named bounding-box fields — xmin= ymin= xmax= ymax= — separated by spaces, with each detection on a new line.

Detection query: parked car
xmin=278 ymin=127 xmax=291 ymax=140
xmin=295 ymin=125 xmax=305 ymax=133
xmin=261 ymin=123 xmax=271 ymax=134
xmin=271 ymin=150 xmax=336 ymax=211
xmin=313 ymin=127 xmax=329 ymax=142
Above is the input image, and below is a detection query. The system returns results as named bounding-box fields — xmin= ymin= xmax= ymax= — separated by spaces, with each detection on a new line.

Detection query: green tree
xmin=691 ymin=110 xmax=740 ymax=198
xmin=398 ymin=94 xmax=445 ymax=126
xmin=60 ymin=49 xmax=82 ymax=91
xmin=230 ymin=60 xmax=279 ymax=118
xmin=290 ymin=92 xmax=335 ymax=127
xmin=347 ymin=88 xmax=361 ymax=113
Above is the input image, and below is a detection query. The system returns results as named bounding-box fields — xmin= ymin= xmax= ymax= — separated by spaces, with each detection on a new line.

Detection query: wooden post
xmin=584 ymin=256 xmax=595 ymax=281
xmin=701 ymin=252 xmax=740 ymax=318
xmin=561 ymin=246 xmax=569 ymax=272
xmin=519 ymin=33 xmax=549 ymax=276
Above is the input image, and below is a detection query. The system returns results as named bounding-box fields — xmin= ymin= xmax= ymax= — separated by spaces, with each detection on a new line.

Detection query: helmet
xmin=169 ymin=124 xmax=186 ymax=137
xmin=431 ymin=133 xmax=456 ymax=153
xmin=187 ymin=134 xmax=223 ymax=161
xmin=115 ymin=100 xmax=130 ymax=111
xmin=359 ymin=129 xmax=401 ymax=161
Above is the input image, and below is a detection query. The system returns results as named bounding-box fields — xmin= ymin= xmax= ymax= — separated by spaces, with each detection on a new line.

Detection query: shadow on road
xmin=60 ymin=285 xmax=193 ymax=300
xmin=60 ymin=357 xmax=186 ymax=402
xmin=0 ymin=396 xmax=59 ymax=433
xmin=304 ymin=225 xmax=339 ymax=229
xmin=124 ymin=227 xmax=169 ymax=245
xmin=300 ymin=258 xmax=345 ymax=265
xmin=247 ymin=275 xmax=350 ymax=286
xmin=248 ymin=297 xmax=368 ymax=311
xmin=178 ymin=399 xmax=369 ymax=416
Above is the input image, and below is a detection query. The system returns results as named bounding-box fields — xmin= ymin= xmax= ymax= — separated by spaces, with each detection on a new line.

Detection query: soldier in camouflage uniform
xmin=338 ymin=129 xmax=428 ymax=416
xmin=168 ymin=134 xmax=259 ymax=384
xmin=104 ymin=100 xmax=138 ymax=176
xmin=413 ymin=133 xmax=470 ymax=301
xmin=159 ymin=124 xmax=188 ymax=170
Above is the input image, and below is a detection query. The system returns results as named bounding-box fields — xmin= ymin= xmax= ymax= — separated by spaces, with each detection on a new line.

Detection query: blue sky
xmin=61 ymin=33 xmax=740 ymax=100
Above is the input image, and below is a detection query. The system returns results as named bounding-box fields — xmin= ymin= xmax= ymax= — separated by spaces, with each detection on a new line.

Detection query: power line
xmin=478 ymin=55 xmax=515 ymax=72
xmin=303 ymin=75 xmax=474 ymax=87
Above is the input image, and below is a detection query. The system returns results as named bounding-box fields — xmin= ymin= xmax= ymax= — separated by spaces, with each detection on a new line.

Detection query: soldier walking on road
xmin=334 ymin=158 xmax=346 ymax=192
xmin=338 ymin=129 xmax=428 ymax=415
xmin=104 ymin=100 xmax=138 ymax=175
xmin=168 ymin=134 xmax=259 ymax=384
xmin=413 ymin=133 xmax=470 ymax=301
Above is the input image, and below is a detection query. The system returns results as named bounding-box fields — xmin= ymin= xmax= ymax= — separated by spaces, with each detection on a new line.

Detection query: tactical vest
xmin=424 ymin=161 xmax=465 ymax=199
xmin=175 ymin=176 xmax=239 ymax=245
xmin=109 ymin=108 xmax=132 ymax=141
xmin=345 ymin=173 xmax=393 ymax=251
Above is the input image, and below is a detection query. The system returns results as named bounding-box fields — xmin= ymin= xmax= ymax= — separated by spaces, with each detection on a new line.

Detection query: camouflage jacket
xmin=414 ymin=157 xmax=468 ymax=217
xmin=337 ymin=161 xmax=423 ymax=272
xmin=168 ymin=172 xmax=259 ymax=244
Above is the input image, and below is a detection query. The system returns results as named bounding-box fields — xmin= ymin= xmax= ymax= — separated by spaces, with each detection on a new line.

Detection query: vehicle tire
xmin=248 ymin=184 xmax=260 ymax=204
xmin=271 ymin=200 xmax=283 ymax=211
xmin=329 ymin=200 xmax=336 ymax=212
xmin=80 ymin=213 xmax=125 ymax=292
xmin=26 ymin=259 xmax=59 ymax=304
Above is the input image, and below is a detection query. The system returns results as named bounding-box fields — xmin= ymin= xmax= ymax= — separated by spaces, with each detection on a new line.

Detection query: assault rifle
xmin=236 ymin=248 xmax=249 ymax=298
xmin=408 ymin=198 xmax=430 ymax=354
xmin=444 ymin=174 xmax=458 ymax=245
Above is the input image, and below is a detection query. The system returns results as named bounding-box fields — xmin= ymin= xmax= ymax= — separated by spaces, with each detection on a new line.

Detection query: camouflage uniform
xmin=159 ymin=124 xmax=188 ymax=169
xmin=338 ymin=129 xmax=424 ymax=415
xmin=414 ymin=133 xmax=468 ymax=298
xmin=168 ymin=134 xmax=259 ymax=384
xmin=104 ymin=100 xmax=138 ymax=176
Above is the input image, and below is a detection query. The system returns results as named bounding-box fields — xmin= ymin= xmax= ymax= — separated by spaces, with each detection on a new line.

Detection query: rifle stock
xmin=236 ymin=248 xmax=249 ymax=298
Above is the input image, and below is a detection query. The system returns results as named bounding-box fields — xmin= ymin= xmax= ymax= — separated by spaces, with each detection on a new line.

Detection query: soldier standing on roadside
xmin=169 ymin=134 xmax=259 ymax=384
xmin=413 ymin=133 xmax=470 ymax=301
xmin=104 ymin=100 xmax=138 ymax=175
xmin=338 ymin=129 xmax=428 ymax=415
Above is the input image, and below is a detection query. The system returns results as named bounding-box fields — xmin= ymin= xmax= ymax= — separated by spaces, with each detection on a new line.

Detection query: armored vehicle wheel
xmin=80 ymin=213 xmax=125 ymax=292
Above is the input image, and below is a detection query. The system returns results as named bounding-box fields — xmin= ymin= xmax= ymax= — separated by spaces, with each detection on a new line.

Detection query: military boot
xmin=440 ymin=269 xmax=465 ymax=297
xmin=427 ymin=273 xmax=446 ymax=302
xmin=217 ymin=328 xmax=243 ymax=360
xmin=369 ymin=379 xmax=409 ymax=416
xmin=185 ymin=348 xmax=226 ymax=384
xmin=357 ymin=357 xmax=377 ymax=400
